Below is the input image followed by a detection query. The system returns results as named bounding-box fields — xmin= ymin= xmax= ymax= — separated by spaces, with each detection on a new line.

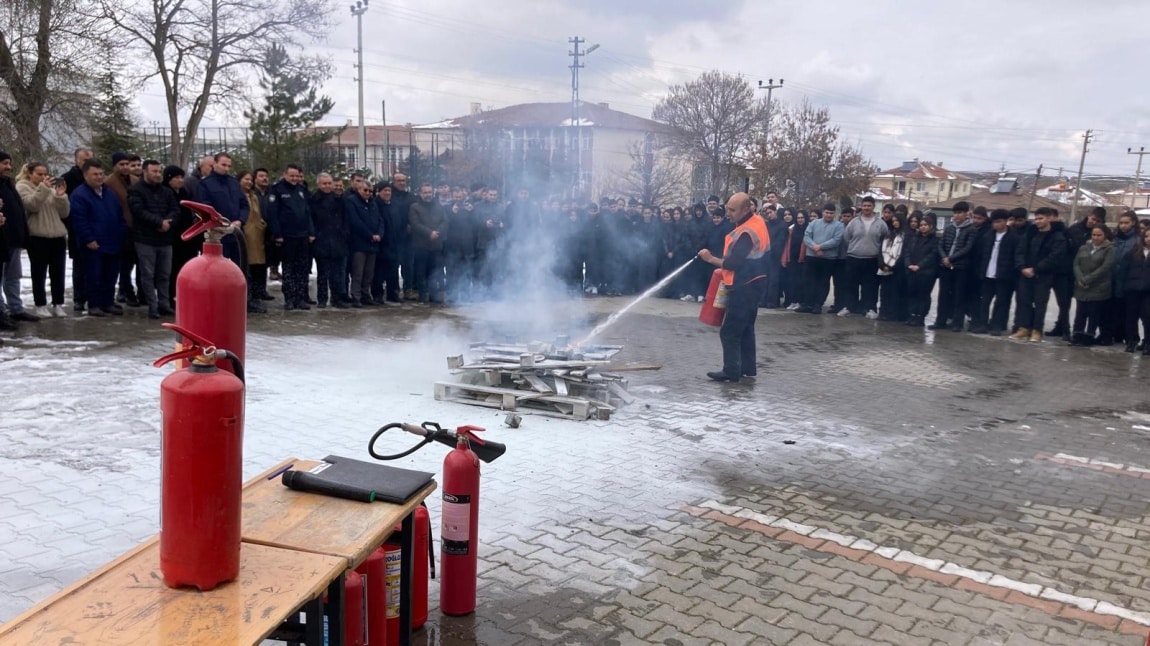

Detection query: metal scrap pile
xmin=434 ymin=339 xmax=639 ymax=420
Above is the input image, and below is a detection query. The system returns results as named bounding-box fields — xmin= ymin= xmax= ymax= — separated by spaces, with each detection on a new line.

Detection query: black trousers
xmin=280 ymin=237 xmax=312 ymax=306
xmin=1073 ymin=299 xmax=1105 ymax=337
xmin=977 ymin=277 xmax=1015 ymax=331
xmin=118 ymin=230 xmax=140 ymax=298
xmin=26 ymin=236 xmax=67 ymax=306
xmin=831 ymin=259 xmax=848 ymax=310
xmin=1015 ymin=273 xmax=1054 ymax=331
xmin=936 ymin=267 xmax=972 ymax=328
xmin=445 ymin=250 xmax=475 ymax=302
xmin=371 ymin=249 xmax=402 ymax=303
xmin=803 ymin=257 xmax=835 ymax=311
xmin=878 ymin=268 xmax=908 ymax=321
xmin=843 ymin=256 xmax=879 ymax=313
xmin=906 ymin=270 xmax=936 ymax=320
xmin=719 ymin=279 xmax=766 ymax=379
xmin=762 ymin=258 xmax=783 ymax=307
xmin=1125 ymin=290 xmax=1150 ymax=345
xmin=1102 ymin=296 xmax=1125 ymax=343
xmin=1051 ymin=273 xmax=1073 ymax=331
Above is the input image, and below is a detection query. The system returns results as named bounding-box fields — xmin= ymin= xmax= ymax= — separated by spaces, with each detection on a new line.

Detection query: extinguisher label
xmin=385 ymin=548 xmax=401 ymax=620
xmin=441 ymin=493 xmax=471 ymax=556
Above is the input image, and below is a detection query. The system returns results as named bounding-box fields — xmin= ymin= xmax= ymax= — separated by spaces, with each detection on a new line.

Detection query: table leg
xmin=303 ymin=596 xmax=323 ymax=646
xmin=326 ymin=571 xmax=346 ymax=646
xmin=400 ymin=511 xmax=415 ymax=646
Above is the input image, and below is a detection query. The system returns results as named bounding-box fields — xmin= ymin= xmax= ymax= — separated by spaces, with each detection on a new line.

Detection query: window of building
xmin=896 ymin=181 xmax=907 ymax=193
xmin=915 ymin=182 xmax=926 ymax=193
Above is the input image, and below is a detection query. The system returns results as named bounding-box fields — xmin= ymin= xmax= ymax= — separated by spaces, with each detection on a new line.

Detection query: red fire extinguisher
xmin=698 ymin=268 xmax=728 ymax=327
xmin=355 ymin=549 xmax=387 ymax=646
xmin=343 ymin=570 xmax=366 ymax=646
xmin=369 ymin=504 xmax=433 ymax=644
xmin=440 ymin=425 xmax=486 ymax=616
xmin=153 ymin=323 xmax=245 ymax=591
xmin=174 ymin=200 xmax=248 ymax=373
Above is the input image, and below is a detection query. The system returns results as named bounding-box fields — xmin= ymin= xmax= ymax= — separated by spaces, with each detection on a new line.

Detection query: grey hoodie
xmin=844 ymin=215 xmax=889 ymax=259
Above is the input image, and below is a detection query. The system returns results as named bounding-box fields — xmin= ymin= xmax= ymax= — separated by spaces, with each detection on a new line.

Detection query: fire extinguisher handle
xmin=179 ymin=200 xmax=230 ymax=241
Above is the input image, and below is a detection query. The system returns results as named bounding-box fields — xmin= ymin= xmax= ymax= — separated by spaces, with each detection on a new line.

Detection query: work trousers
xmin=279 ymin=237 xmax=312 ymax=307
xmin=1014 ymin=273 xmax=1055 ymax=331
xmin=1126 ymin=290 xmax=1150 ymax=345
xmin=135 ymin=242 xmax=172 ymax=314
xmin=350 ymin=252 xmax=375 ymax=303
xmin=843 ymin=256 xmax=879 ymax=314
xmin=977 ymin=277 xmax=1015 ymax=332
xmin=719 ymin=279 xmax=766 ymax=380
xmin=118 ymin=230 xmax=140 ymax=299
xmin=316 ymin=255 xmax=348 ymax=305
xmin=803 ymin=257 xmax=835 ymax=311
xmin=83 ymin=249 xmax=120 ymax=309
xmin=905 ymin=270 xmax=936 ymax=321
xmin=26 ymin=236 xmax=67 ymax=306
xmin=936 ymin=267 xmax=972 ymax=328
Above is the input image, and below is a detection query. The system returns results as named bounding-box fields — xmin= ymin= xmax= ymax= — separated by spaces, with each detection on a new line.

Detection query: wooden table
xmin=241 ymin=457 xmax=438 ymax=646
xmin=0 ymin=539 xmax=345 ymax=646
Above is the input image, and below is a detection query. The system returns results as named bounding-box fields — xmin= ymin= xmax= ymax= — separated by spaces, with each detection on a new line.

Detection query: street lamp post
xmin=350 ymin=0 xmax=369 ymax=175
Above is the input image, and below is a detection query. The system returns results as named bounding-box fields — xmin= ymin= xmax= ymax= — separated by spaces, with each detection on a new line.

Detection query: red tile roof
xmin=877 ymin=161 xmax=970 ymax=181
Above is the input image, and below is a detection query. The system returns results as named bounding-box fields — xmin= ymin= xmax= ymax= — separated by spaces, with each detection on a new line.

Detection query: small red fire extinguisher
xmin=175 ymin=201 xmax=248 ymax=373
xmin=698 ymin=268 xmax=728 ymax=327
xmin=153 ymin=323 xmax=245 ymax=591
xmin=440 ymin=425 xmax=485 ymax=616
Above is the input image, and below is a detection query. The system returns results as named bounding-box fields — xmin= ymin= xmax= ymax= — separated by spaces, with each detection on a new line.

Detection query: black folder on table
xmin=280 ymin=455 xmax=434 ymax=504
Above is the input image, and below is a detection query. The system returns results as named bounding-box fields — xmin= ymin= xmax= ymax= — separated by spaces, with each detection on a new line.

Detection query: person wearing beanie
xmin=163 ymin=165 xmax=201 ymax=308
xmin=0 ymin=150 xmax=41 ymax=324
xmin=104 ymin=150 xmax=141 ymax=307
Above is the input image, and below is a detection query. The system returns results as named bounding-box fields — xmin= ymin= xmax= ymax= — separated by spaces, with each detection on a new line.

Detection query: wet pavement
xmin=3 ymin=272 xmax=1150 ymax=645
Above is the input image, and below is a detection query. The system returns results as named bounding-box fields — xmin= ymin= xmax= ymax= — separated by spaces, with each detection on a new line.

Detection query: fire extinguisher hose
xmin=367 ymin=422 xmax=437 ymax=461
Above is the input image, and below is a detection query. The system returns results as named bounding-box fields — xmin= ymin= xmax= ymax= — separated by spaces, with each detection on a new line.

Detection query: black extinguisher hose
xmin=423 ymin=501 xmax=436 ymax=579
xmin=216 ymin=350 xmax=245 ymax=384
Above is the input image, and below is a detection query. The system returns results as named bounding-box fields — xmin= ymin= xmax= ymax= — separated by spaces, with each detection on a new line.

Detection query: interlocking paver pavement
xmin=2 ymin=280 xmax=1150 ymax=644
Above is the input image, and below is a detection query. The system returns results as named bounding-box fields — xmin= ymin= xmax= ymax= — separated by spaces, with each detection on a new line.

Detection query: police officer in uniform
xmin=697 ymin=193 xmax=770 ymax=382
xmin=264 ymin=164 xmax=315 ymax=310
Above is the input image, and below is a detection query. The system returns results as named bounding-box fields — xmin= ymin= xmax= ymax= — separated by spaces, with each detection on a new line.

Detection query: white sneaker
xmin=51 ymin=304 xmax=67 ymax=317
xmin=680 ymin=294 xmax=694 ymax=302
xmin=590 ymin=286 xmax=599 ymax=295
xmin=697 ymin=295 xmax=705 ymax=303
xmin=865 ymin=310 xmax=879 ymax=320
xmin=787 ymin=303 xmax=801 ymax=310
xmin=34 ymin=305 xmax=52 ymax=318
xmin=837 ymin=307 xmax=851 ymax=317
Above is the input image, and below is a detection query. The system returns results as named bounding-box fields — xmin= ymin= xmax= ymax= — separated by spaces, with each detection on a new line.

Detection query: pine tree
xmin=245 ymin=44 xmax=340 ymax=174
xmin=89 ymin=72 xmax=142 ymax=162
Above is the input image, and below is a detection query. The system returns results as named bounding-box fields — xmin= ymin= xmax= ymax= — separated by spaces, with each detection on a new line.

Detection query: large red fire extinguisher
xmin=698 ymin=268 xmax=728 ymax=327
xmin=153 ymin=323 xmax=245 ymax=591
xmin=366 ymin=504 xmax=432 ymax=645
xmin=440 ymin=425 xmax=486 ymax=616
xmin=175 ymin=201 xmax=248 ymax=373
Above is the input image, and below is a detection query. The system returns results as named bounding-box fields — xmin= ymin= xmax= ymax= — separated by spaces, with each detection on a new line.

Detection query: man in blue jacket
xmin=345 ymin=181 xmax=384 ymax=307
xmin=799 ymin=204 xmax=845 ymax=314
xmin=70 ymin=161 xmax=126 ymax=317
xmin=265 ymin=164 xmax=315 ymax=311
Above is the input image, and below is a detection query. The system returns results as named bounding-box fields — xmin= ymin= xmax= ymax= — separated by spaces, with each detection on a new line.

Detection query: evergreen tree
xmin=245 ymin=44 xmax=340 ymax=174
xmin=89 ymin=72 xmax=142 ymax=162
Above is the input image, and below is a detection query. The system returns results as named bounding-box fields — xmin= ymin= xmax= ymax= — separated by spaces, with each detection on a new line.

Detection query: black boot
xmin=1126 ymin=341 xmax=1137 ymax=353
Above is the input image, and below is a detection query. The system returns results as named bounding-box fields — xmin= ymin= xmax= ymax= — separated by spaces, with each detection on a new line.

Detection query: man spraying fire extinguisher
xmin=696 ymin=192 xmax=770 ymax=383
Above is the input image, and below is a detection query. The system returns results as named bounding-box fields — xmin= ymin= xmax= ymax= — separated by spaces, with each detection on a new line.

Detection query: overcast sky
xmin=138 ymin=0 xmax=1150 ymax=179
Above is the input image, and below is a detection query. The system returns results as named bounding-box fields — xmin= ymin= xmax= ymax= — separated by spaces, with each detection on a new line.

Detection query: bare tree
xmin=99 ymin=0 xmax=333 ymax=167
xmin=604 ymin=134 xmax=691 ymax=206
xmin=652 ymin=71 xmax=767 ymax=197
xmin=0 ymin=0 xmax=105 ymax=162
xmin=748 ymin=99 xmax=876 ymax=206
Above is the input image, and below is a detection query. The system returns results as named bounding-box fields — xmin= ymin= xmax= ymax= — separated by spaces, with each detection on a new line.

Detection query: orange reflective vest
xmin=720 ymin=213 xmax=770 ymax=286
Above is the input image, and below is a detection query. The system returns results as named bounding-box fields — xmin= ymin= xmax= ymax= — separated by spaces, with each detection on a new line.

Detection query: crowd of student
xmin=1 ymin=146 xmax=1148 ymax=357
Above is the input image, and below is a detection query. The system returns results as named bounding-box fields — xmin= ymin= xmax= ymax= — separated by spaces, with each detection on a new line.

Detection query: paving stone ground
xmin=2 ymin=272 xmax=1150 ymax=645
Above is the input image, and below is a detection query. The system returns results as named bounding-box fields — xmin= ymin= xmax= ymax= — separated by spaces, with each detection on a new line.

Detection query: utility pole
xmin=569 ymin=37 xmax=598 ymax=195
xmin=350 ymin=0 xmax=369 ymax=175
xmin=1069 ymin=129 xmax=1093 ymax=222
xmin=1129 ymin=146 xmax=1148 ymax=209
xmin=757 ymin=79 xmax=784 ymax=143
xmin=1026 ymin=164 xmax=1043 ymax=213
xmin=381 ymin=100 xmax=389 ymax=177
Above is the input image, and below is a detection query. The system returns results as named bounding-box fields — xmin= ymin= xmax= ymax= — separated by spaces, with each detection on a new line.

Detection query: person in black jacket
xmin=164 ymin=166 xmax=201 ymax=310
xmin=1011 ymin=207 xmax=1068 ymax=342
xmin=903 ymin=214 xmax=940 ymax=327
xmin=1123 ymin=227 xmax=1150 ymax=355
xmin=1045 ymin=207 xmax=1077 ymax=339
xmin=0 ymin=151 xmax=39 ymax=323
xmin=971 ymin=209 xmax=1019 ymax=335
xmin=444 ymin=188 xmax=477 ymax=304
xmin=310 ymin=174 xmax=349 ymax=308
xmin=581 ymin=203 xmax=606 ymax=295
xmin=126 ymin=160 xmax=178 ymax=319
xmin=931 ymin=201 xmax=977 ymax=331
xmin=265 ymin=165 xmax=315 ymax=311
xmin=371 ymin=182 xmax=403 ymax=305
xmin=346 ymin=180 xmax=384 ymax=307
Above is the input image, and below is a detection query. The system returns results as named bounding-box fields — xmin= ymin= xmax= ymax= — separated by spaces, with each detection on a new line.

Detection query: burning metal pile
xmin=435 ymin=339 xmax=643 ymax=420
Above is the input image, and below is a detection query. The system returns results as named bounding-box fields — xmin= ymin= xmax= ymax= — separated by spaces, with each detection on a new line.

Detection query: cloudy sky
xmin=138 ymin=0 xmax=1150 ymax=179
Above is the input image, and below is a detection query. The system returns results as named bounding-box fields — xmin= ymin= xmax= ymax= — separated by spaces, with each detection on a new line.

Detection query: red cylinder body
xmin=159 ymin=361 xmax=245 ymax=590
xmin=355 ymin=549 xmax=387 ymax=646
xmin=175 ymin=241 xmax=248 ymax=373
xmin=698 ymin=268 xmax=727 ymax=327
xmin=343 ymin=570 xmax=366 ymax=646
xmin=439 ymin=438 xmax=481 ymax=616
xmin=413 ymin=505 xmax=430 ymax=629
xmin=384 ymin=539 xmax=402 ymax=644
